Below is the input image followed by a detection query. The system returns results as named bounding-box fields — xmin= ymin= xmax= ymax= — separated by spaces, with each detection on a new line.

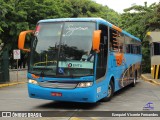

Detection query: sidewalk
xmin=141 ymin=73 xmax=160 ymax=85
xmin=0 ymin=69 xmax=27 ymax=88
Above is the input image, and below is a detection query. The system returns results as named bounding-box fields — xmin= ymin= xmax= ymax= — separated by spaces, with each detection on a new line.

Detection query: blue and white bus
xmin=18 ymin=18 xmax=142 ymax=103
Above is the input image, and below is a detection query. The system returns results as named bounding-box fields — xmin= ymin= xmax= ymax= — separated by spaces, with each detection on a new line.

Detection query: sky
xmin=94 ymin=0 xmax=159 ymax=13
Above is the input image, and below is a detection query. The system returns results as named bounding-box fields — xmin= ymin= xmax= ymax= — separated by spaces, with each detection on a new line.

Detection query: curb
xmin=141 ymin=75 xmax=160 ymax=85
xmin=0 ymin=82 xmax=27 ymax=88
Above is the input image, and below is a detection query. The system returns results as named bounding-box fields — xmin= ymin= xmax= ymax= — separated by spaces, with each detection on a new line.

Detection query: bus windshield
xmin=29 ymin=22 xmax=96 ymax=77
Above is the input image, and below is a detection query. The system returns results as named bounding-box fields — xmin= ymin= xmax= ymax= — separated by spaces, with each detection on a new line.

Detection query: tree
xmin=120 ymin=2 xmax=159 ymax=73
xmin=0 ymin=0 xmax=120 ymax=68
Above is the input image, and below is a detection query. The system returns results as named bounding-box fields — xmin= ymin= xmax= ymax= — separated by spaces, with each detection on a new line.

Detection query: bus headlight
xmin=77 ymin=82 xmax=93 ymax=88
xmin=28 ymin=79 xmax=38 ymax=85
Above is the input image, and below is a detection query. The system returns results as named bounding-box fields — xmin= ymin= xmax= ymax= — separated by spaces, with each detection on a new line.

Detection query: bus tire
xmin=102 ymin=81 xmax=114 ymax=102
xmin=131 ymin=71 xmax=137 ymax=87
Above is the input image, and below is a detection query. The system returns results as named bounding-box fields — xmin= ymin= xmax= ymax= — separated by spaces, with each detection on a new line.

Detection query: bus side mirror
xmin=92 ymin=30 xmax=101 ymax=53
xmin=18 ymin=30 xmax=34 ymax=52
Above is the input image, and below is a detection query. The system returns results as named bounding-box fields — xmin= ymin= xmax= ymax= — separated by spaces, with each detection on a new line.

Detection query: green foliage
xmin=1 ymin=0 xmax=160 ymax=73
xmin=1 ymin=0 xmax=120 ymax=48
xmin=2 ymin=0 xmax=159 ymax=73
xmin=142 ymin=41 xmax=151 ymax=73
xmin=0 ymin=0 xmax=120 ymax=68
xmin=120 ymin=2 xmax=160 ymax=73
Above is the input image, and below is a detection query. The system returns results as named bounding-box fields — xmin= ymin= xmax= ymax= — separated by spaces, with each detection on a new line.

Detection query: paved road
xmin=0 ymin=79 xmax=160 ymax=120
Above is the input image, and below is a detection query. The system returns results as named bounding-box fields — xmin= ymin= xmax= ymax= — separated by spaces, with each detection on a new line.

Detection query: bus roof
xmin=38 ymin=18 xmax=141 ymax=42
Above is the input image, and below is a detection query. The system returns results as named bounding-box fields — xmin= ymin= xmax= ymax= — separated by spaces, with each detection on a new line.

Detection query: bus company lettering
xmin=64 ymin=24 xmax=89 ymax=36
xmin=68 ymin=63 xmax=82 ymax=68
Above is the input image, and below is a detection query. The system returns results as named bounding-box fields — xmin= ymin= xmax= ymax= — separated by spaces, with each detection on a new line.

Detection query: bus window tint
xmin=109 ymin=28 xmax=125 ymax=53
xmin=125 ymin=36 xmax=132 ymax=53
xmin=110 ymin=29 xmax=118 ymax=51
xmin=96 ymin=24 xmax=108 ymax=79
xmin=124 ymin=36 xmax=141 ymax=54
xmin=117 ymin=33 xmax=125 ymax=53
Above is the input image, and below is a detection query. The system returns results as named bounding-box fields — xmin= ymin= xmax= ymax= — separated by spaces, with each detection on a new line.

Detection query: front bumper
xmin=28 ymin=83 xmax=97 ymax=103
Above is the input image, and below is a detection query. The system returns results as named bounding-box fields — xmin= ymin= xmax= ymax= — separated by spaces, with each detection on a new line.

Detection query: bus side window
xmin=96 ymin=24 xmax=108 ymax=79
xmin=110 ymin=29 xmax=119 ymax=51
xmin=125 ymin=36 xmax=132 ymax=53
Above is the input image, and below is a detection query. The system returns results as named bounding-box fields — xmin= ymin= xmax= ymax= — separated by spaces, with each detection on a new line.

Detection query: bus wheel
xmin=102 ymin=81 xmax=114 ymax=102
xmin=131 ymin=71 xmax=137 ymax=87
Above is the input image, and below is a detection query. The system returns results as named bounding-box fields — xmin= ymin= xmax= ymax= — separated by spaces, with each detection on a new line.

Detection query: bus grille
xmin=38 ymin=81 xmax=78 ymax=89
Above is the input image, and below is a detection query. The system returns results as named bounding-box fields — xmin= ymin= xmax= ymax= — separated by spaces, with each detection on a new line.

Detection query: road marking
xmin=70 ymin=117 xmax=84 ymax=120
xmin=91 ymin=117 xmax=99 ymax=120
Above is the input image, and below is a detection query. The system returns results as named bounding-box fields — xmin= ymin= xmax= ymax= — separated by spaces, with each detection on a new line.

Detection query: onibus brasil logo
xmin=143 ymin=102 xmax=154 ymax=110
